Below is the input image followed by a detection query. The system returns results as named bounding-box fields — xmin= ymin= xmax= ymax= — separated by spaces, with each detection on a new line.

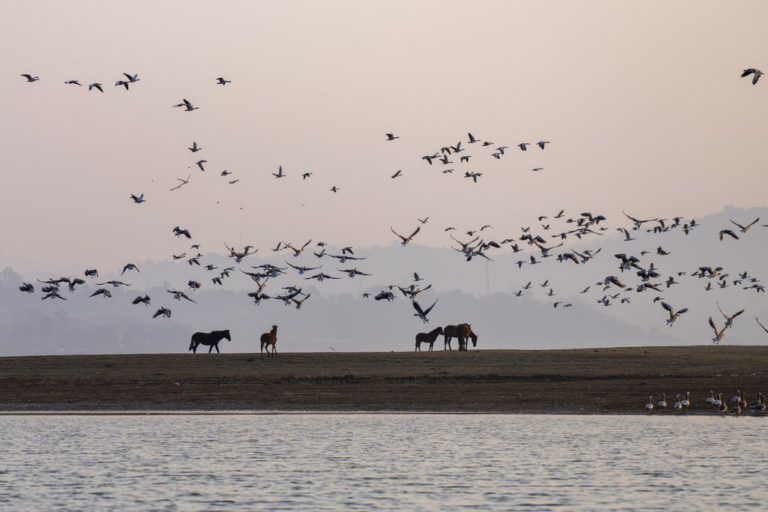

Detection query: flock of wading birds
xmin=645 ymin=390 xmax=767 ymax=416
xmin=12 ymin=69 xmax=768 ymax=350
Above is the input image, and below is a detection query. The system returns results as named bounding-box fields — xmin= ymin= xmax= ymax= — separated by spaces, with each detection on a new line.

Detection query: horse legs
xmin=214 ymin=343 xmax=220 ymax=354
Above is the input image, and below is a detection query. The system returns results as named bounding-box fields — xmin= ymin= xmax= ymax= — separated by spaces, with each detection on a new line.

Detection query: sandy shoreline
xmin=2 ymin=346 xmax=767 ymax=414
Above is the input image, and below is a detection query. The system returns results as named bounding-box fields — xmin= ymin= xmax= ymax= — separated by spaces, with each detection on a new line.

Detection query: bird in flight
xmin=385 ymin=133 xmax=399 ymax=141
xmin=130 ymin=193 xmax=146 ymax=204
xmin=756 ymin=317 xmax=768 ymax=335
xmin=719 ymin=229 xmax=739 ymax=241
xmin=741 ymin=68 xmax=763 ymax=85
xmin=173 ymin=226 xmax=192 ymax=238
xmin=537 ymin=141 xmax=550 ymax=150
xmin=391 ymin=169 xmax=402 ymax=179
xmin=717 ymin=302 xmax=744 ymax=328
xmin=285 ymin=239 xmax=312 ymax=257
xmin=216 ymin=77 xmax=231 ymax=85
xmin=708 ymin=316 xmax=727 ymax=344
xmin=412 ymin=299 xmax=438 ymax=323
xmin=286 ymin=262 xmax=321 ymax=274
xmin=153 ymin=307 xmax=172 ymax=319
xmin=391 ymin=226 xmax=420 ymax=246
xmin=196 ymin=159 xmax=207 ymax=172
xmin=464 ymin=171 xmax=482 ymax=182
xmin=273 ymin=166 xmax=286 ymax=178
xmin=338 ymin=267 xmax=371 ymax=278
xmin=730 ymin=217 xmax=759 ymax=233
xmin=173 ymin=99 xmax=199 ymax=111
xmin=90 ymin=288 xmax=112 ymax=298
xmin=122 ymin=263 xmax=140 ymax=274
xmin=132 ymin=295 xmax=151 ymax=306
xmin=88 ymin=83 xmax=104 ymax=93
xmin=170 ymin=174 xmax=191 ymax=191
xmin=661 ymin=302 xmax=688 ymax=326
xmin=167 ymin=290 xmax=197 ymax=303
xmin=21 ymin=74 xmax=40 ymax=82
xmin=97 ymin=280 xmax=130 ymax=288
xmin=188 ymin=141 xmax=202 ymax=152
xmin=64 ymin=80 xmax=81 ymax=86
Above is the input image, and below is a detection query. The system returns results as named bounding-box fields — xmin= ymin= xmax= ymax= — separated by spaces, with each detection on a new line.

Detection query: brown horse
xmin=457 ymin=323 xmax=478 ymax=351
xmin=415 ymin=326 xmax=444 ymax=352
xmin=443 ymin=324 xmax=463 ymax=350
xmin=260 ymin=325 xmax=278 ymax=357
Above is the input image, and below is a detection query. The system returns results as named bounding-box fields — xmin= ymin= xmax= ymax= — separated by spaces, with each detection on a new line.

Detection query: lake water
xmin=0 ymin=414 xmax=765 ymax=511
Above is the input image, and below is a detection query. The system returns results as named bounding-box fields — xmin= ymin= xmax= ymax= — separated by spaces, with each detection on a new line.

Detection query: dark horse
xmin=415 ymin=326 xmax=444 ymax=352
xmin=457 ymin=323 xmax=478 ymax=351
xmin=189 ymin=330 xmax=231 ymax=354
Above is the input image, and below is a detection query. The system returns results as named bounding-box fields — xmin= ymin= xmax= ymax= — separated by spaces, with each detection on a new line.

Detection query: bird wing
xmin=708 ymin=316 xmax=717 ymax=332
xmin=423 ymin=299 xmax=438 ymax=315
xmin=390 ymin=227 xmax=406 ymax=241
xmin=729 ymin=220 xmax=746 ymax=230
xmin=716 ymin=302 xmax=728 ymax=320
xmin=756 ymin=317 xmax=768 ymax=334
xmin=412 ymin=301 xmax=425 ymax=315
xmin=732 ymin=309 xmax=745 ymax=319
xmin=661 ymin=302 xmax=673 ymax=313
xmin=622 ymin=211 xmax=640 ymax=223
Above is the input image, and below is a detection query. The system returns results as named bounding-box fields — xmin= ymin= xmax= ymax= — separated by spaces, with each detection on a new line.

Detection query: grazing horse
xmin=457 ymin=323 xmax=478 ymax=351
xmin=415 ymin=326 xmax=444 ymax=352
xmin=189 ymin=330 xmax=231 ymax=354
xmin=260 ymin=325 xmax=278 ymax=357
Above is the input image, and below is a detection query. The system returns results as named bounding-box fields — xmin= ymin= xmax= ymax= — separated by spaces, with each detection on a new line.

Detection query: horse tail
xmin=189 ymin=333 xmax=199 ymax=351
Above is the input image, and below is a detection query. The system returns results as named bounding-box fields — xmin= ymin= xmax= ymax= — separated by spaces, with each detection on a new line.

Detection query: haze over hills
xmin=2 ymin=205 xmax=767 ymax=356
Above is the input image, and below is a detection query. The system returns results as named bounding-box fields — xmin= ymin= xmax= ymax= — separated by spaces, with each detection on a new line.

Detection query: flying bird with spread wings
xmin=391 ymin=226 xmax=421 ymax=246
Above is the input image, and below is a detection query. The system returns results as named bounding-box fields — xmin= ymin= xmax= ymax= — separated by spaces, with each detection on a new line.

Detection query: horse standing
xmin=415 ymin=326 xmax=444 ymax=352
xmin=457 ymin=323 xmax=478 ymax=351
xmin=443 ymin=324 xmax=461 ymax=350
xmin=260 ymin=325 xmax=278 ymax=357
xmin=189 ymin=330 xmax=231 ymax=354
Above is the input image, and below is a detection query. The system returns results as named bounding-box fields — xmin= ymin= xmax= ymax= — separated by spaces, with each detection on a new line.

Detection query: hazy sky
xmin=2 ymin=1 xmax=768 ymax=275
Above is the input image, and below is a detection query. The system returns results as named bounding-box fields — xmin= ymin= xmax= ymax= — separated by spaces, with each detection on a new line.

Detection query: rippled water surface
xmin=0 ymin=414 xmax=765 ymax=511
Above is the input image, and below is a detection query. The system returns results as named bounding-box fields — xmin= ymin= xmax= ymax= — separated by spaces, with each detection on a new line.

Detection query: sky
xmin=1 ymin=1 xmax=767 ymax=276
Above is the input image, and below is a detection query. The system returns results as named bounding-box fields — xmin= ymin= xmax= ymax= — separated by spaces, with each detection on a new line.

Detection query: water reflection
xmin=0 ymin=415 xmax=765 ymax=511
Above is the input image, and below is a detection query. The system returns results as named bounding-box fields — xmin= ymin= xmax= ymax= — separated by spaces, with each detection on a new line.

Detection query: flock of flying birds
xmin=13 ymin=69 xmax=768 ymax=344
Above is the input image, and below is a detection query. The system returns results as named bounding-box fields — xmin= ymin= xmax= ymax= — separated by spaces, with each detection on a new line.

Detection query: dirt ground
xmin=1 ymin=346 xmax=767 ymax=413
